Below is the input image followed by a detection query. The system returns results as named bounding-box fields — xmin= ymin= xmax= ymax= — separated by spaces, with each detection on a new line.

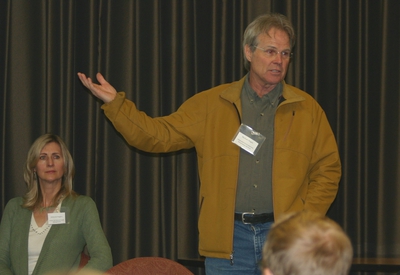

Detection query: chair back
xmin=107 ymin=257 xmax=194 ymax=275
xmin=79 ymin=250 xmax=90 ymax=269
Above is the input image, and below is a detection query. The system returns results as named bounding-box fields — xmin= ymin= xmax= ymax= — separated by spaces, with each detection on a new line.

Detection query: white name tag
xmin=233 ymin=132 xmax=259 ymax=153
xmin=232 ymin=124 xmax=266 ymax=155
xmin=48 ymin=212 xmax=66 ymax=224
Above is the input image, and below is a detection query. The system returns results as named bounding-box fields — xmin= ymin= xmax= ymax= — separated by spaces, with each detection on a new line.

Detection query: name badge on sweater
xmin=48 ymin=212 xmax=66 ymax=224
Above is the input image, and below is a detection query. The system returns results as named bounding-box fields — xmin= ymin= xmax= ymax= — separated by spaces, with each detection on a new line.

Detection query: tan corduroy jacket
xmin=101 ymin=76 xmax=341 ymax=259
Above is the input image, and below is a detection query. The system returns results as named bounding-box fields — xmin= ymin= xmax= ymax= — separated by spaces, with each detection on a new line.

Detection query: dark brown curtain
xmin=1 ymin=0 xmax=399 ymax=274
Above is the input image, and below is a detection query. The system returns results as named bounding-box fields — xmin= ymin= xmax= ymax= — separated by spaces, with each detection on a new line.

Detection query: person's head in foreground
xmin=45 ymin=269 xmax=105 ymax=275
xmin=261 ymin=210 xmax=353 ymax=275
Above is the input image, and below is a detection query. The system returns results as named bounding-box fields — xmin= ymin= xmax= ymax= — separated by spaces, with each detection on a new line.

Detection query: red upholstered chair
xmin=107 ymin=257 xmax=194 ymax=275
xmin=79 ymin=250 xmax=90 ymax=269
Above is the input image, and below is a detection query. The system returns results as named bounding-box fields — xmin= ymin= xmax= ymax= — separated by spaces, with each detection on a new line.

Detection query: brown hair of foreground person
xmin=45 ymin=268 xmax=104 ymax=275
xmin=261 ymin=211 xmax=353 ymax=275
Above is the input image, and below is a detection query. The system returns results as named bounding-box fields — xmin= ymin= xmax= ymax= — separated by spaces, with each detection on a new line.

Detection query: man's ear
xmin=244 ymin=44 xmax=253 ymax=63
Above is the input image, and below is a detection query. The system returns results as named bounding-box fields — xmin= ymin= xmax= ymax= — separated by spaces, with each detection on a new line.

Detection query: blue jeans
xmin=205 ymin=220 xmax=273 ymax=275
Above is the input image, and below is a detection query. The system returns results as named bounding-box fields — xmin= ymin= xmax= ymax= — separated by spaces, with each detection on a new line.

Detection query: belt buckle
xmin=241 ymin=211 xmax=255 ymax=224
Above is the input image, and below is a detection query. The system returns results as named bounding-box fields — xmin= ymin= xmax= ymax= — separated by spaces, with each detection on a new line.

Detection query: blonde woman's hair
xmin=261 ymin=210 xmax=353 ymax=275
xmin=242 ymin=13 xmax=295 ymax=71
xmin=23 ymin=133 xmax=77 ymax=210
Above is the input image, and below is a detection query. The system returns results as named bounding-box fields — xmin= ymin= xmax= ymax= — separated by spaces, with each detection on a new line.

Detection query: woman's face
xmin=35 ymin=142 xmax=65 ymax=185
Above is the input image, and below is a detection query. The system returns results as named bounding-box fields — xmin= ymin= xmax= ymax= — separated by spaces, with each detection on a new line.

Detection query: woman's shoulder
xmin=64 ymin=194 xmax=96 ymax=207
xmin=6 ymin=197 xmax=24 ymax=207
xmin=3 ymin=197 xmax=25 ymax=214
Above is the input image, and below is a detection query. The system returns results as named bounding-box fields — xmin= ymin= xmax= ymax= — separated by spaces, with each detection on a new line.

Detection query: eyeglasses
xmin=253 ymin=46 xmax=293 ymax=60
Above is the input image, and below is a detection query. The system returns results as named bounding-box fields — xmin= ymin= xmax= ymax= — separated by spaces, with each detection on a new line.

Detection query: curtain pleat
xmin=1 ymin=1 xmax=400 ymax=274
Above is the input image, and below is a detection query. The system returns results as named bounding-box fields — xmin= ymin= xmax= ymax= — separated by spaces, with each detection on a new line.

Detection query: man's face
xmin=245 ymin=28 xmax=291 ymax=91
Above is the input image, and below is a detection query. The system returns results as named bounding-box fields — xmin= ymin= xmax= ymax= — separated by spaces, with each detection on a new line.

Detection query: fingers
xmin=78 ymin=72 xmax=107 ymax=87
xmin=77 ymin=72 xmax=117 ymax=103
xmin=77 ymin=72 xmax=91 ymax=88
xmin=96 ymin=72 xmax=107 ymax=84
xmin=77 ymin=72 xmax=99 ymax=97
xmin=78 ymin=72 xmax=101 ymax=92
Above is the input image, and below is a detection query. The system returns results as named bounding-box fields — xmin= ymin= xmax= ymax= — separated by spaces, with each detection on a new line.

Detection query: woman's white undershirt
xmin=28 ymin=201 xmax=62 ymax=275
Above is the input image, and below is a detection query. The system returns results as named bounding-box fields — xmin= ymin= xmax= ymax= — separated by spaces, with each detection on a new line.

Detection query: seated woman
xmin=0 ymin=134 xmax=113 ymax=275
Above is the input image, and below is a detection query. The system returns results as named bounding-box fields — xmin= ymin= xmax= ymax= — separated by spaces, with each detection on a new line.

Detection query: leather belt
xmin=234 ymin=212 xmax=274 ymax=224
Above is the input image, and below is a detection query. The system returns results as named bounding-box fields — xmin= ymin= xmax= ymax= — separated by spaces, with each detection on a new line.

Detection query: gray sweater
xmin=0 ymin=195 xmax=113 ymax=275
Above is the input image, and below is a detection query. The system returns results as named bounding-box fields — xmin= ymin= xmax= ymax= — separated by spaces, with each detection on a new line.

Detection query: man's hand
xmin=77 ymin=72 xmax=117 ymax=103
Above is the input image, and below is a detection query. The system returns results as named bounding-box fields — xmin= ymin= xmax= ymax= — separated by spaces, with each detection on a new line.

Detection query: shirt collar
xmin=243 ymin=74 xmax=282 ymax=105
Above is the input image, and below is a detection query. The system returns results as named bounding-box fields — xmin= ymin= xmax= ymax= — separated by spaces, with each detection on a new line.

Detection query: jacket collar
xmin=220 ymin=76 xmax=246 ymax=103
xmin=280 ymin=83 xmax=305 ymax=105
xmin=220 ymin=75 xmax=305 ymax=106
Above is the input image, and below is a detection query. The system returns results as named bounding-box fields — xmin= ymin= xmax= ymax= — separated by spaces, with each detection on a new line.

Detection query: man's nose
xmin=273 ymin=52 xmax=283 ymax=63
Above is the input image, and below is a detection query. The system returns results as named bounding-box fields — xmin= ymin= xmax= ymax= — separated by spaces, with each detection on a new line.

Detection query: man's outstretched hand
xmin=77 ymin=72 xmax=117 ymax=103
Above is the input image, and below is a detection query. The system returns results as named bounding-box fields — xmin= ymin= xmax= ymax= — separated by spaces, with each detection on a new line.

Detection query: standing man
xmin=78 ymin=13 xmax=341 ymax=275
